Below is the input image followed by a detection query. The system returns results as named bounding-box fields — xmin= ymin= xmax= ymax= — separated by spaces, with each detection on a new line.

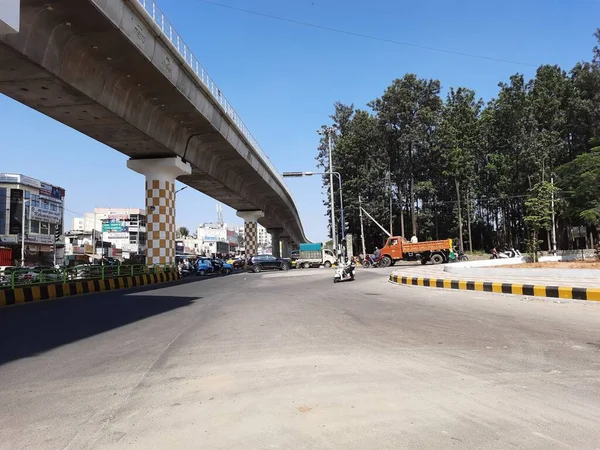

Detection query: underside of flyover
xmin=0 ymin=0 xmax=307 ymax=242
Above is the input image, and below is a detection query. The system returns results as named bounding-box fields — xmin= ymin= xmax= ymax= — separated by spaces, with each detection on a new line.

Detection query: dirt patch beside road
xmin=503 ymin=260 xmax=600 ymax=269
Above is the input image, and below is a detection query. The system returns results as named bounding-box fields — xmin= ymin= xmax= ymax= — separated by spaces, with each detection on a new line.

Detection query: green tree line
xmin=316 ymin=29 xmax=600 ymax=255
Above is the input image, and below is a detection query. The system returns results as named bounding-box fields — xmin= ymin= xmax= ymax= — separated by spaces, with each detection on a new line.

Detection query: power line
xmin=196 ymin=0 xmax=538 ymax=67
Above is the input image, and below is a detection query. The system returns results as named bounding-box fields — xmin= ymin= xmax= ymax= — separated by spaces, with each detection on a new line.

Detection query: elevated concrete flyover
xmin=0 ymin=0 xmax=308 ymax=262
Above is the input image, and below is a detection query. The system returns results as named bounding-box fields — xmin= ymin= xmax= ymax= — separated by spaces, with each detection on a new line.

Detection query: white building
xmin=0 ymin=173 xmax=65 ymax=266
xmin=69 ymin=207 xmax=146 ymax=260
xmin=195 ymin=222 xmax=240 ymax=256
xmin=257 ymin=224 xmax=271 ymax=248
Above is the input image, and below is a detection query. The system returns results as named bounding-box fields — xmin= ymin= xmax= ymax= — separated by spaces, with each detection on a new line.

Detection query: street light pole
xmin=175 ymin=186 xmax=189 ymax=195
xmin=20 ymin=193 xmax=27 ymax=266
xmin=317 ymin=126 xmax=338 ymax=255
xmin=551 ymin=175 xmax=557 ymax=253
xmin=283 ymin=170 xmax=345 ymax=259
xmin=327 ymin=131 xmax=337 ymax=254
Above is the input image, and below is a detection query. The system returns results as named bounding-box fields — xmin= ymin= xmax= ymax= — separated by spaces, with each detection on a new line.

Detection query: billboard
xmin=8 ymin=189 xmax=23 ymax=234
xmin=39 ymin=182 xmax=65 ymax=200
xmin=30 ymin=205 xmax=62 ymax=224
xmin=102 ymin=219 xmax=128 ymax=232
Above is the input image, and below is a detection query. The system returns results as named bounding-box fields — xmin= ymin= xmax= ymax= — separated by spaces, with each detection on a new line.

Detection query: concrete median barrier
xmin=389 ymin=274 xmax=600 ymax=302
xmin=0 ymin=272 xmax=180 ymax=307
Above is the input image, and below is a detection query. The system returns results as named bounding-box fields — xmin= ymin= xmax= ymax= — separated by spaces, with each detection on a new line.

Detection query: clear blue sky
xmin=1 ymin=0 xmax=598 ymax=241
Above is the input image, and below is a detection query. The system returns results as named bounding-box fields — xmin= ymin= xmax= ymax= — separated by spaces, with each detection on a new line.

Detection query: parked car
xmin=0 ymin=266 xmax=18 ymax=286
xmin=247 ymin=255 xmax=291 ymax=273
xmin=231 ymin=258 xmax=245 ymax=269
xmin=29 ymin=266 xmax=63 ymax=283
xmin=196 ymin=257 xmax=215 ymax=276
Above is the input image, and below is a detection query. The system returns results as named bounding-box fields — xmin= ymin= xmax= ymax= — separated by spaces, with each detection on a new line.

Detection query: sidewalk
xmin=388 ymin=264 xmax=600 ymax=301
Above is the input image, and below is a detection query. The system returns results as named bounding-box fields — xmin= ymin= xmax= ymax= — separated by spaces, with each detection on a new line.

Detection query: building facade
xmin=195 ymin=222 xmax=239 ymax=256
xmin=0 ymin=173 xmax=65 ymax=266
xmin=69 ymin=207 xmax=147 ymax=260
xmin=257 ymin=224 xmax=272 ymax=249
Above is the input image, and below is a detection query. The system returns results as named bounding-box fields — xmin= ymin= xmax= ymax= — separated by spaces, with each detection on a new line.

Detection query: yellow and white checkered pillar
xmin=236 ymin=210 xmax=264 ymax=257
xmin=127 ymin=157 xmax=192 ymax=267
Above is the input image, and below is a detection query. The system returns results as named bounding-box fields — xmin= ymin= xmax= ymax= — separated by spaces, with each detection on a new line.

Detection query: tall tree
xmin=177 ymin=226 xmax=189 ymax=238
xmin=437 ymin=87 xmax=482 ymax=252
xmin=369 ymin=74 xmax=442 ymax=237
xmin=316 ymin=102 xmax=354 ymax=240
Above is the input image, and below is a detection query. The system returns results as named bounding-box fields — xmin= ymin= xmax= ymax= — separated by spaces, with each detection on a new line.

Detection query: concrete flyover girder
xmin=0 ymin=0 xmax=308 ymax=243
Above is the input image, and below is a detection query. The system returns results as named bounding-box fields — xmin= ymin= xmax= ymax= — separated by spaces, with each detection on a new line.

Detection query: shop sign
xmin=30 ymin=205 xmax=62 ymax=224
xmin=106 ymin=232 xmax=129 ymax=239
xmin=25 ymin=234 xmax=54 ymax=245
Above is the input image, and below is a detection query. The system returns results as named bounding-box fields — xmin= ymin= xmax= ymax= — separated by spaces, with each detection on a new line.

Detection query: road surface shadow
xmin=0 ymin=290 xmax=198 ymax=366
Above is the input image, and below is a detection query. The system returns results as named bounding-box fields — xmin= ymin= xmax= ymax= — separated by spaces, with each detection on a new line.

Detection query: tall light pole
xmin=283 ymin=171 xmax=345 ymax=259
xmin=551 ymin=175 xmax=557 ymax=253
xmin=20 ymin=192 xmax=28 ymax=266
xmin=318 ymin=126 xmax=338 ymax=254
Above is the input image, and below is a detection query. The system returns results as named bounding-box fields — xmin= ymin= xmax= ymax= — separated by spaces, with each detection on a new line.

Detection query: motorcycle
xmin=491 ymin=248 xmax=522 ymax=259
xmin=449 ymin=246 xmax=469 ymax=262
xmin=334 ymin=261 xmax=356 ymax=283
xmin=361 ymin=254 xmax=388 ymax=268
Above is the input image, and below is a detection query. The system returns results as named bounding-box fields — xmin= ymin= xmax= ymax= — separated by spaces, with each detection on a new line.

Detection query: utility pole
xmin=387 ymin=169 xmax=393 ymax=236
xmin=20 ymin=192 xmax=26 ymax=266
xmin=359 ymin=195 xmax=366 ymax=258
xmin=551 ymin=175 xmax=557 ymax=252
xmin=327 ymin=129 xmax=337 ymax=255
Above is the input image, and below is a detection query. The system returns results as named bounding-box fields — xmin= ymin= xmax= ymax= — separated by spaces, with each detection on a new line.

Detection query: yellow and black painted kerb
xmin=389 ymin=274 xmax=600 ymax=302
xmin=0 ymin=272 xmax=180 ymax=308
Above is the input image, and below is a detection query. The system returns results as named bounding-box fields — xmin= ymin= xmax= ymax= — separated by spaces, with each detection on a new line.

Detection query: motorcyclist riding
xmin=370 ymin=247 xmax=383 ymax=264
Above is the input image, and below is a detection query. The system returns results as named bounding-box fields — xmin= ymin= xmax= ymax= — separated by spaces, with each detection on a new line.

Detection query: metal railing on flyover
xmin=134 ymin=0 xmax=288 ymax=190
xmin=0 ymin=264 xmax=176 ymax=290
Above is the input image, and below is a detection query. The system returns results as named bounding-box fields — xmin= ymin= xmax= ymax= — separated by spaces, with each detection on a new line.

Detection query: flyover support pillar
xmin=127 ymin=157 xmax=192 ymax=267
xmin=236 ymin=210 xmax=264 ymax=258
xmin=281 ymin=237 xmax=292 ymax=259
xmin=268 ymin=228 xmax=282 ymax=258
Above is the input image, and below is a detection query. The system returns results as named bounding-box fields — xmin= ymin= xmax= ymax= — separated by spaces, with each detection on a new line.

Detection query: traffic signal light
xmin=54 ymin=224 xmax=62 ymax=242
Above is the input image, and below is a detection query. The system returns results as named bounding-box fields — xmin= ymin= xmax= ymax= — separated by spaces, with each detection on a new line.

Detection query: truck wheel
xmin=303 ymin=262 xmax=310 ymax=269
xmin=420 ymin=259 xmax=428 ymax=265
xmin=381 ymin=256 xmax=392 ymax=267
xmin=431 ymin=253 xmax=444 ymax=265
xmin=324 ymin=261 xmax=332 ymax=268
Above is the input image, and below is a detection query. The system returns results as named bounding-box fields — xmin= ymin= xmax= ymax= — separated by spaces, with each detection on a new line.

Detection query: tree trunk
xmin=502 ymin=205 xmax=508 ymax=247
xmin=409 ymin=143 xmax=417 ymax=236
xmin=467 ymin=189 xmax=473 ymax=253
xmin=455 ymin=179 xmax=464 ymax=253
xmin=398 ymin=184 xmax=405 ymax=238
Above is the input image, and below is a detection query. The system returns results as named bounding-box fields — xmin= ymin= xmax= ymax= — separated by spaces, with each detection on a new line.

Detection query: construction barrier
xmin=0 ymin=272 xmax=180 ymax=307
xmin=389 ymin=274 xmax=600 ymax=302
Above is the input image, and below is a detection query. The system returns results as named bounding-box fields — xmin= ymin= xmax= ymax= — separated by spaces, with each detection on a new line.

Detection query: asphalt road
xmin=1 ymin=268 xmax=600 ymax=449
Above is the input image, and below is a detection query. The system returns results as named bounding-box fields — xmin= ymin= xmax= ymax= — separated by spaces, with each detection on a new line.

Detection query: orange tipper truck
xmin=379 ymin=236 xmax=453 ymax=266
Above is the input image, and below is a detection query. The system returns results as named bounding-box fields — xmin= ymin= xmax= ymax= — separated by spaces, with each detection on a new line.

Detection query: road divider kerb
xmin=0 ymin=272 xmax=180 ymax=308
xmin=389 ymin=274 xmax=600 ymax=302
